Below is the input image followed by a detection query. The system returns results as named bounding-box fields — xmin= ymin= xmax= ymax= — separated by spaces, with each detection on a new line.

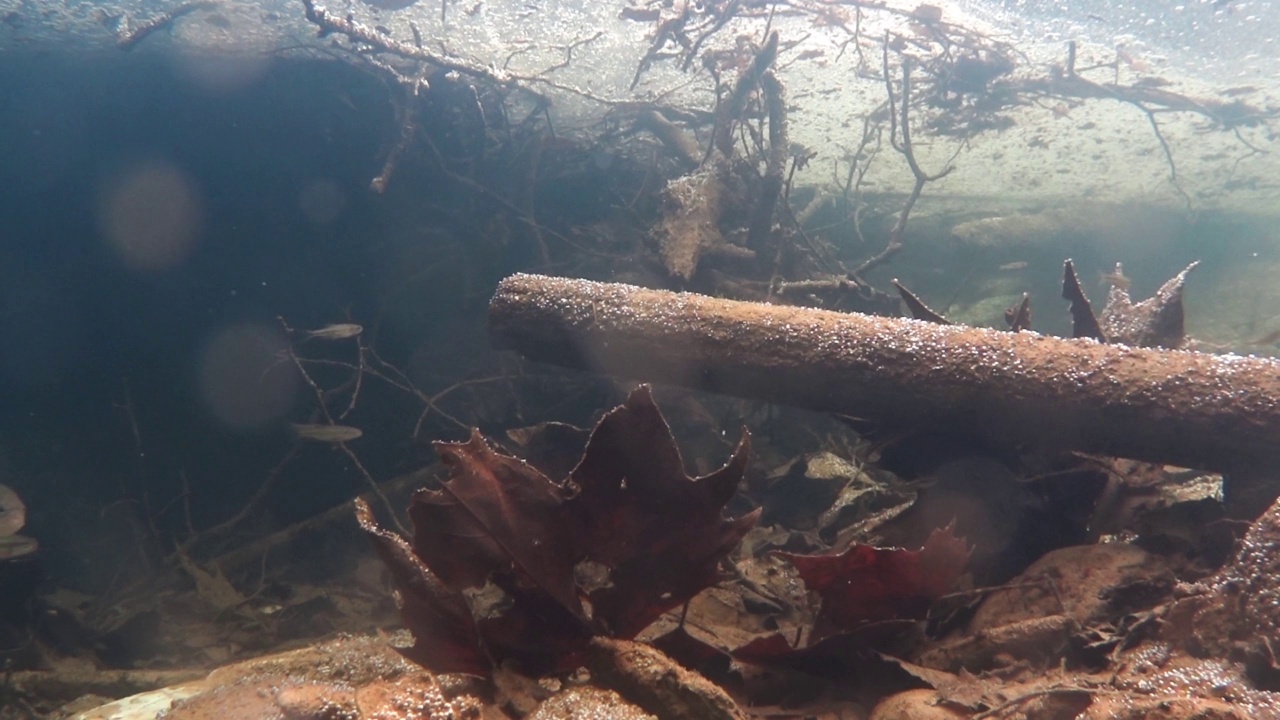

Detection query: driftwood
xmin=489 ymin=274 xmax=1280 ymax=510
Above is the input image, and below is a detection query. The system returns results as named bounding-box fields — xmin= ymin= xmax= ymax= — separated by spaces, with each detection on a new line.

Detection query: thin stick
xmin=117 ymin=1 xmax=216 ymax=50
xmin=853 ymin=40 xmax=954 ymax=278
xmin=277 ymin=319 xmax=407 ymax=535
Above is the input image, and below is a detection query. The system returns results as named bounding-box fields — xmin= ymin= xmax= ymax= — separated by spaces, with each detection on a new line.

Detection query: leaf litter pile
xmin=337 ymin=383 xmax=1280 ymax=720
xmin=14 ymin=261 xmax=1277 ymax=720
xmin=357 ymin=384 xmax=760 ymax=677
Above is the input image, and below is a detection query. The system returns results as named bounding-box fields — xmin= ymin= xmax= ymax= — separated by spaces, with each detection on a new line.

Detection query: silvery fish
xmin=292 ymin=423 xmax=363 ymax=443
xmin=0 ymin=483 xmax=25 ymax=537
xmin=0 ymin=534 xmax=37 ymax=560
xmin=1100 ymin=269 xmax=1131 ymax=291
xmin=1249 ymin=328 xmax=1280 ymax=347
xmin=305 ymin=324 xmax=363 ymax=341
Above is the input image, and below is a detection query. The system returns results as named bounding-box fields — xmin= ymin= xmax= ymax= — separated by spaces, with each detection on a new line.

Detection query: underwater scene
xmin=1 ymin=0 xmax=1279 ymax=717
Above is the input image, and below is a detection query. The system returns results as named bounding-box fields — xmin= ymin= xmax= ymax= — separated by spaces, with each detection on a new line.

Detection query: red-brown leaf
xmin=566 ymin=386 xmax=760 ymax=637
xmin=363 ymin=386 xmax=757 ymax=676
xmin=779 ymin=525 xmax=971 ymax=638
xmin=354 ymin=498 xmax=489 ymax=675
xmin=473 ymin=578 xmax=597 ymax=675
xmin=415 ymin=430 xmax=585 ymax=622
xmin=731 ymin=624 xmax=918 ymax=679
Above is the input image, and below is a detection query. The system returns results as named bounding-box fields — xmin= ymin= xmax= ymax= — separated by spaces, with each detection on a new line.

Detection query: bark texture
xmin=489 ymin=274 xmax=1280 ymax=486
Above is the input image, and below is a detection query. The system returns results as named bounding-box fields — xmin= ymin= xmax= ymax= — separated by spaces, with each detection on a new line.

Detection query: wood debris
xmin=489 ymin=273 xmax=1280 ymax=482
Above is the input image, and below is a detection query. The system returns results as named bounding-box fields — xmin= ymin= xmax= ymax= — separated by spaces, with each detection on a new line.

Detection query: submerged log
xmin=489 ymin=274 xmax=1280 ymax=509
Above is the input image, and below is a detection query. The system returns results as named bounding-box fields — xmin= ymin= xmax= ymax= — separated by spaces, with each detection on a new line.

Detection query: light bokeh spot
xmin=198 ymin=323 xmax=298 ymax=431
xmin=298 ymin=178 xmax=348 ymax=226
xmin=99 ymin=160 xmax=204 ymax=272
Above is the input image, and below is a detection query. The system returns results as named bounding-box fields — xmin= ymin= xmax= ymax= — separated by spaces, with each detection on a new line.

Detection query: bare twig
xmin=747 ymin=70 xmax=788 ymax=251
xmin=630 ymin=6 xmax=691 ymax=90
xmin=852 ymin=40 xmax=954 ymax=279
xmin=1142 ymin=108 xmax=1193 ymax=210
xmin=541 ymin=31 xmax=604 ymax=74
xmin=370 ymin=84 xmax=422 ymax=194
xmin=416 ymin=131 xmax=623 ymax=259
xmin=299 ymin=0 xmax=513 ymax=88
xmin=176 ymin=446 xmax=303 ymax=555
xmin=276 ymin=318 xmax=406 ymax=535
xmin=972 ymin=688 xmax=1093 ymax=719
xmin=410 ymin=374 xmax=518 ymax=441
xmin=117 ymin=1 xmax=217 ymax=50
xmin=712 ymin=31 xmax=779 ymax=160
xmin=682 ymin=0 xmax=744 ymax=71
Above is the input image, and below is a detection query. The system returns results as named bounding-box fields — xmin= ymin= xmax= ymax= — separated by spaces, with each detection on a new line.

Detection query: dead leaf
xmin=1004 ymin=293 xmax=1031 ymax=332
xmin=565 ymin=385 xmax=760 ymax=638
xmin=359 ymin=385 xmax=758 ymax=677
xmin=419 ymin=430 xmax=584 ymax=621
xmin=778 ymin=526 xmax=971 ymax=639
xmin=1100 ymin=261 xmax=1198 ymax=348
xmin=175 ymin=548 xmax=250 ymax=617
xmin=731 ymin=624 xmax=926 ymax=680
xmin=1061 ymin=259 xmax=1104 ymax=341
xmin=892 ymin=279 xmax=951 ymax=325
xmin=648 ymin=624 xmax=734 ymax=680
xmin=355 ymin=498 xmax=488 ymax=675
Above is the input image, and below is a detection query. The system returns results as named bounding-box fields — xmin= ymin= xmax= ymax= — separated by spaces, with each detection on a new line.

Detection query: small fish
xmin=1223 ymin=85 xmax=1257 ymax=97
xmin=1115 ymin=46 xmax=1149 ymax=72
xmin=0 ymin=534 xmax=37 ymax=560
xmin=0 ymin=483 xmax=25 ymax=537
xmin=358 ymin=0 xmax=418 ymax=11
xmin=618 ymin=5 xmax=660 ymax=21
xmin=1100 ymin=264 xmax=1131 ymax=291
xmin=1249 ymin=329 xmax=1280 ymax=347
xmin=998 ymin=261 xmax=1028 ymax=271
xmin=910 ymin=3 xmax=943 ymax=23
xmin=305 ymin=323 xmax=363 ymax=341
xmin=292 ymin=423 xmax=363 ymax=443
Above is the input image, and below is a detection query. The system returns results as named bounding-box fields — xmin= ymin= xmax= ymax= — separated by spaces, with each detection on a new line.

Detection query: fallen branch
xmin=712 ymin=31 xmax=779 ymax=160
xmin=370 ymin=84 xmax=421 ymax=194
xmin=299 ymin=0 xmax=513 ymax=88
xmin=489 ymin=274 xmax=1280 ymax=490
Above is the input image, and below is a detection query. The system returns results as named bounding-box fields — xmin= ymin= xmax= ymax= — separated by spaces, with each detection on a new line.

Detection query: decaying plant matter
xmin=288 ymin=0 xmax=1276 ymax=316
xmin=489 ymin=273 xmax=1280 ymax=492
xmin=28 ymin=2 xmax=1275 ymax=716
xmin=344 ymin=376 xmax=1280 ymax=719
xmin=475 ymin=272 xmax=1280 ymax=716
xmin=115 ymin=0 xmax=218 ymax=50
xmin=651 ymin=31 xmax=789 ymax=283
xmin=356 ymin=385 xmax=762 ymax=676
xmin=355 ymin=385 xmax=978 ymax=713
